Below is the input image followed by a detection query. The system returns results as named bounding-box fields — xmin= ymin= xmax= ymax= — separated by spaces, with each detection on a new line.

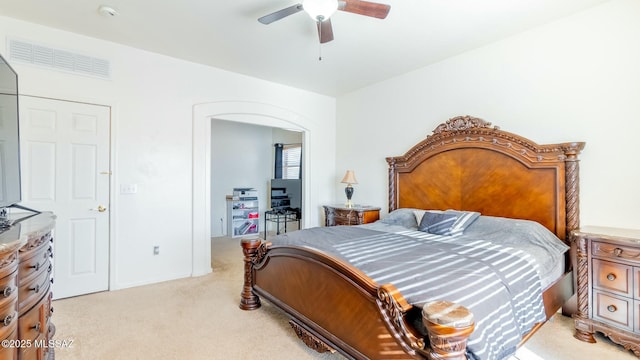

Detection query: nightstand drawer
xmin=592 ymin=240 xmax=640 ymax=265
xmin=593 ymin=290 xmax=633 ymax=331
xmin=323 ymin=205 xmax=380 ymax=227
xmin=332 ymin=213 xmax=358 ymax=226
xmin=592 ymin=259 xmax=632 ymax=297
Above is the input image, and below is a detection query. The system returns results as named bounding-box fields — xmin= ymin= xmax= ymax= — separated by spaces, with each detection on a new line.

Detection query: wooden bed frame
xmin=240 ymin=116 xmax=585 ymax=359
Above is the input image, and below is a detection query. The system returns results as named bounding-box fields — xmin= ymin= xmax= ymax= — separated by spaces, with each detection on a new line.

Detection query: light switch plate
xmin=120 ymin=184 xmax=138 ymax=194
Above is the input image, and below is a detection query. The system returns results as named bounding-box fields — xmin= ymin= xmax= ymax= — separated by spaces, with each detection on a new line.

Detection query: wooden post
xmin=422 ymin=301 xmax=475 ymax=360
xmin=239 ymin=238 xmax=261 ymax=310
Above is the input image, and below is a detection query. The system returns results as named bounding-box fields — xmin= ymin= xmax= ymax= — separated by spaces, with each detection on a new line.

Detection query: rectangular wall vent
xmin=8 ymin=39 xmax=111 ymax=79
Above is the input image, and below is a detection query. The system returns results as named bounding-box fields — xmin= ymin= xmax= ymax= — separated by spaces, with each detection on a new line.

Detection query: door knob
xmin=91 ymin=205 xmax=107 ymax=212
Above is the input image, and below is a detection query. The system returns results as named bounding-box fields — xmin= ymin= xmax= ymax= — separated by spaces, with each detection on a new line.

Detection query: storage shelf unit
xmin=227 ymin=188 xmax=259 ymax=238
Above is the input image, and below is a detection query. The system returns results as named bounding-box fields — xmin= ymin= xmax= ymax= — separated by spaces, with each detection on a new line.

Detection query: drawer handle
xmin=1 ymin=314 xmax=13 ymax=326
xmin=606 ymin=273 xmax=616 ymax=281
xmin=29 ymin=284 xmax=41 ymax=293
xmin=31 ymin=322 xmax=41 ymax=332
xmin=607 ymin=305 xmax=617 ymax=312
xmin=2 ymin=286 xmax=13 ymax=297
xmin=614 ymin=248 xmax=623 ymax=257
xmin=30 ymin=262 xmax=41 ymax=271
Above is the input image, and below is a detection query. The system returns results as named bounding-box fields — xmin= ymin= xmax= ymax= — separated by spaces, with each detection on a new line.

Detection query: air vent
xmin=8 ymin=39 xmax=111 ymax=79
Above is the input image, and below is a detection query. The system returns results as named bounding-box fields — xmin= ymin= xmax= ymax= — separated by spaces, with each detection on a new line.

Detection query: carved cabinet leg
xmin=422 ymin=301 xmax=475 ymax=360
xmin=239 ymin=238 xmax=261 ymax=310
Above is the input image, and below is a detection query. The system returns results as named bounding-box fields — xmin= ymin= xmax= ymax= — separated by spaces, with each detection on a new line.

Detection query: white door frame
xmin=192 ymin=101 xmax=310 ymax=276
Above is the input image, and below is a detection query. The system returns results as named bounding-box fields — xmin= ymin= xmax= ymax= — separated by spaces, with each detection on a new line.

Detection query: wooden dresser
xmin=323 ymin=205 xmax=380 ymax=226
xmin=0 ymin=212 xmax=55 ymax=360
xmin=572 ymin=226 xmax=640 ymax=357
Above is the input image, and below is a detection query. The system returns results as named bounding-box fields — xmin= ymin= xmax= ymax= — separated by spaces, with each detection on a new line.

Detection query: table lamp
xmin=341 ymin=170 xmax=358 ymax=208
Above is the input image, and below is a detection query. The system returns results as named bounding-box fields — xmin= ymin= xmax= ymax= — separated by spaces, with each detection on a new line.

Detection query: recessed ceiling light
xmin=98 ymin=5 xmax=118 ymax=17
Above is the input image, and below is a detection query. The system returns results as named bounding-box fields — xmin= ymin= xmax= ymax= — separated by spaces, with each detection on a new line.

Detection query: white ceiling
xmin=0 ymin=0 xmax=609 ymax=97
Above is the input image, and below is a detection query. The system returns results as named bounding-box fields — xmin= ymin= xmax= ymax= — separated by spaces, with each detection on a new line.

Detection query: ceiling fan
xmin=258 ymin=0 xmax=391 ymax=44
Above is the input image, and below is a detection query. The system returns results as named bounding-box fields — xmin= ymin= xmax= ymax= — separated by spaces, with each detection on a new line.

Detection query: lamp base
xmin=345 ymin=185 xmax=354 ymax=208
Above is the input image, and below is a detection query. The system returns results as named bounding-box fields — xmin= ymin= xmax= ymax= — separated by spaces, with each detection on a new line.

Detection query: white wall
xmin=337 ymin=0 xmax=640 ymax=230
xmin=0 ymin=16 xmax=336 ymax=290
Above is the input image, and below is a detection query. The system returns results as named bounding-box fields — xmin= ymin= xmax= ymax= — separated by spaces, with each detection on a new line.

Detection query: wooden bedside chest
xmin=572 ymin=226 xmax=640 ymax=356
xmin=322 ymin=205 xmax=380 ymax=226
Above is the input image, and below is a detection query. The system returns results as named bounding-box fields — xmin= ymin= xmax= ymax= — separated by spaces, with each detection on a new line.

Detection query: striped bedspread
xmin=335 ymin=229 xmax=546 ymax=360
xmin=271 ymin=219 xmax=561 ymax=360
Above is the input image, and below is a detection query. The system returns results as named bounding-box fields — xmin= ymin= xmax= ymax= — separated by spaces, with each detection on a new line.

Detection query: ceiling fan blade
xmin=258 ymin=4 xmax=304 ymax=24
xmin=339 ymin=0 xmax=390 ymax=19
xmin=317 ymin=18 xmax=334 ymax=44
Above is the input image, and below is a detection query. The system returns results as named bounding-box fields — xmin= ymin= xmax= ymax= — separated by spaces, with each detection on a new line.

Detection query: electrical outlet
xmin=153 ymin=246 xmax=159 ymax=255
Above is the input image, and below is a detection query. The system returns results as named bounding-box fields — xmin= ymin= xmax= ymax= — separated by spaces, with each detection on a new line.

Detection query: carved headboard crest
xmin=393 ymin=115 xmax=585 ymax=165
xmin=431 ymin=115 xmax=498 ymax=135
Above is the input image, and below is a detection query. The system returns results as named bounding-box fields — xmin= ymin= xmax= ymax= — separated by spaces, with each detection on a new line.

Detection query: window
xmin=282 ymin=143 xmax=302 ymax=179
xmin=274 ymin=143 xmax=302 ymax=179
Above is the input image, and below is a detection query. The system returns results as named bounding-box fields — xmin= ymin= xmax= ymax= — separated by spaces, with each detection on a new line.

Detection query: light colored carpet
xmin=50 ymin=236 xmax=637 ymax=359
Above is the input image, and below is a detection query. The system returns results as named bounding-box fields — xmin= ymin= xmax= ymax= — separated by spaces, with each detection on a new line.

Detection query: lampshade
xmin=302 ymin=0 xmax=339 ymax=21
xmin=341 ymin=170 xmax=358 ymax=185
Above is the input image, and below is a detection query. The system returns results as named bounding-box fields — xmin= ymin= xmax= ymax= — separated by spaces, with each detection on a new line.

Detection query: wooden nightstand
xmin=323 ymin=205 xmax=381 ymax=226
xmin=572 ymin=226 xmax=640 ymax=356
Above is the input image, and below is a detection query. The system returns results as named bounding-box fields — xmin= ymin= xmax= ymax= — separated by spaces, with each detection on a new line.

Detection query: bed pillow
xmin=379 ymin=208 xmax=421 ymax=228
xmin=418 ymin=211 xmax=458 ymax=233
xmin=418 ymin=210 xmax=481 ymax=236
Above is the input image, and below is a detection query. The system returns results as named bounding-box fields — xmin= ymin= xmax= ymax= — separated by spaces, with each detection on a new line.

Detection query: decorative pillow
xmin=413 ymin=209 xmax=443 ymax=226
xmin=417 ymin=210 xmax=481 ymax=236
xmin=443 ymin=210 xmax=481 ymax=236
xmin=418 ymin=212 xmax=458 ymax=234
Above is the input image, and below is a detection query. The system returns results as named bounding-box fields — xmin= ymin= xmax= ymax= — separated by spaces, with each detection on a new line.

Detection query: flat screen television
xmin=0 ymin=53 xmax=22 ymax=221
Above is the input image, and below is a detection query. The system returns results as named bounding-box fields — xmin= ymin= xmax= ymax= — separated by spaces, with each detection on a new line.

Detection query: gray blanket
xmin=271 ymin=212 xmax=568 ymax=360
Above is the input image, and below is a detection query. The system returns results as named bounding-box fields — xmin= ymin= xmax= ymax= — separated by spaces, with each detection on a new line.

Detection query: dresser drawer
xmin=0 ymin=327 xmax=17 ymax=360
xmin=592 ymin=240 xmax=640 ymax=265
xmin=0 ymin=272 xmax=18 ymax=311
xmin=592 ymin=259 xmax=633 ymax=297
xmin=593 ymin=290 xmax=633 ymax=331
xmin=0 ymin=297 xmax=18 ymax=342
xmin=17 ymin=262 xmax=51 ymax=314
xmin=17 ymin=244 xmax=52 ymax=286
xmin=0 ymin=253 xmax=18 ymax=280
xmin=18 ymin=291 xmax=49 ymax=342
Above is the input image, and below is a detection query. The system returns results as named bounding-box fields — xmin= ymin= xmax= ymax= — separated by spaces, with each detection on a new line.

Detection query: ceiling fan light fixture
xmin=302 ymin=0 xmax=339 ymax=22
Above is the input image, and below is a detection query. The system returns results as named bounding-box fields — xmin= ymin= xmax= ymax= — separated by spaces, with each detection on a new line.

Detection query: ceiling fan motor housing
xmin=302 ymin=0 xmax=339 ymax=21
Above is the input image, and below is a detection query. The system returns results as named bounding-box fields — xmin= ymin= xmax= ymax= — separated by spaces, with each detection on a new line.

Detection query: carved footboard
xmin=240 ymin=238 xmax=474 ymax=360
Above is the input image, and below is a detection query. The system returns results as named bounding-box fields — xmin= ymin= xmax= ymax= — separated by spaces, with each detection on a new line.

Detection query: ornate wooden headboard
xmin=386 ymin=116 xmax=585 ymax=241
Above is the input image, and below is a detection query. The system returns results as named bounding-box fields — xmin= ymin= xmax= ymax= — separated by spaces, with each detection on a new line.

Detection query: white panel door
xmin=18 ymin=96 xmax=110 ymax=299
